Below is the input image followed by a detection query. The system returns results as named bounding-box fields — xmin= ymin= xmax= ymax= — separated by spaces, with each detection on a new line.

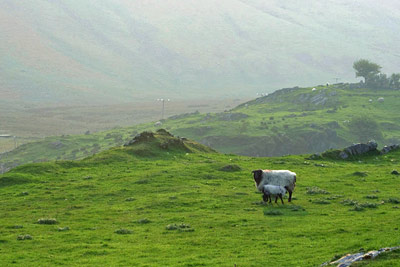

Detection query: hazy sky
xmin=1 ymin=0 xmax=399 ymax=103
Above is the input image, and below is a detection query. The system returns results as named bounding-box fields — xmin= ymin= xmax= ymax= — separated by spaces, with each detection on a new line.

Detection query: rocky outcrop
xmin=124 ymin=131 xmax=155 ymax=146
xmin=338 ymin=141 xmax=378 ymax=159
xmin=321 ymin=246 xmax=400 ymax=267
xmin=295 ymin=90 xmax=338 ymax=106
xmin=381 ymin=144 xmax=400 ymax=154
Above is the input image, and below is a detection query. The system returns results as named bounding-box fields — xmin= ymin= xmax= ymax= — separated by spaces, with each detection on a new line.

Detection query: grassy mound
xmin=118 ymin=129 xmax=216 ymax=158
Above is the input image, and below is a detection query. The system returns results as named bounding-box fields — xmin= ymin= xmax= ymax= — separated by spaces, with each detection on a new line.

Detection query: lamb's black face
xmin=252 ymin=170 xmax=263 ymax=186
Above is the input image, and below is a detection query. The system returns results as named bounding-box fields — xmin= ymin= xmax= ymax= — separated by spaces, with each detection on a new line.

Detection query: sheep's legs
xmin=279 ymin=194 xmax=284 ymax=204
xmin=288 ymin=190 xmax=292 ymax=202
xmin=262 ymin=194 xmax=273 ymax=204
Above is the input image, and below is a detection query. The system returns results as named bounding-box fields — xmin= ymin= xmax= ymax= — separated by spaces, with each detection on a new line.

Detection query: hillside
xmin=2 ymin=84 xmax=400 ymax=172
xmin=1 ymin=0 xmax=400 ymax=103
xmin=166 ymin=84 xmax=400 ymax=156
xmin=1 ymin=130 xmax=400 ymax=266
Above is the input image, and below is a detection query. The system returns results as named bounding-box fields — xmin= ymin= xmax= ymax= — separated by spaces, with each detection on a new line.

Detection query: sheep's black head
xmin=252 ymin=170 xmax=263 ymax=186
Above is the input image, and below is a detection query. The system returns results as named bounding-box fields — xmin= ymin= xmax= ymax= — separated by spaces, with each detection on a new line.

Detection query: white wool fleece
xmin=263 ymin=184 xmax=287 ymax=196
xmin=256 ymin=170 xmax=296 ymax=192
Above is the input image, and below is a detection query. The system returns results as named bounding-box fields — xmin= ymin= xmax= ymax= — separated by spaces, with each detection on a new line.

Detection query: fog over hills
xmin=1 ymin=0 xmax=400 ymax=103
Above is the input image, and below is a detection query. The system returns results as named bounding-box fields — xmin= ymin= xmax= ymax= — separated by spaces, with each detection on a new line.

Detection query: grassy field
xmin=2 ymin=84 xmax=400 ymax=173
xmin=1 ymin=130 xmax=399 ymax=266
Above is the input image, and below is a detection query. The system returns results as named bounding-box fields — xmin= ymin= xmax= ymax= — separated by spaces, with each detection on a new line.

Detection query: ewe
xmin=252 ymin=169 xmax=296 ymax=202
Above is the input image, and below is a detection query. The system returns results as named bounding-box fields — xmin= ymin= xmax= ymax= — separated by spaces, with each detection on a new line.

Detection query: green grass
xmin=1 ymin=130 xmax=399 ymax=266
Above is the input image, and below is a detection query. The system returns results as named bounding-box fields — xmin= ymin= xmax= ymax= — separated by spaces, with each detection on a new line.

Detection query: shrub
xmin=115 ymin=229 xmax=133 ymax=235
xmin=350 ymin=205 xmax=365 ymax=211
xmin=179 ymin=228 xmax=195 ymax=232
xmin=137 ymin=219 xmax=151 ymax=224
xmin=166 ymin=224 xmax=179 ymax=230
xmin=314 ymin=163 xmax=327 ymax=167
xmin=17 ymin=235 xmax=32 ymax=240
xmin=341 ymin=199 xmax=358 ymax=206
xmin=289 ymin=205 xmax=305 ymax=212
xmin=253 ymin=201 xmax=267 ymax=206
xmin=326 ymin=195 xmax=344 ymax=200
xmin=353 ymin=171 xmax=368 ymax=177
xmin=359 ymin=202 xmax=378 ymax=209
xmin=387 ymin=198 xmax=400 ymax=204
xmin=313 ymin=199 xmax=331 ymax=205
xmin=263 ymin=210 xmax=283 ymax=216
xmin=166 ymin=223 xmax=192 ymax=231
xmin=219 ymin=164 xmax=241 ymax=172
xmin=37 ymin=218 xmax=57 ymax=225
xmin=306 ymin=187 xmax=329 ymax=195
xmin=135 ymin=179 xmax=150 ymax=184
xmin=348 ymin=201 xmax=379 ymax=211
xmin=178 ymin=223 xmax=191 ymax=229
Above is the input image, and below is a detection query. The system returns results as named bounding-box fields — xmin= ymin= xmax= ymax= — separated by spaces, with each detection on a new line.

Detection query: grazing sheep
xmin=252 ymin=169 xmax=296 ymax=202
xmin=262 ymin=184 xmax=288 ymax=204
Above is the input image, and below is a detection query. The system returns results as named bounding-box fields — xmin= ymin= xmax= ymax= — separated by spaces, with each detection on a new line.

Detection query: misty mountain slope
xmin=1 ymin=0 xmax=400 ymax=103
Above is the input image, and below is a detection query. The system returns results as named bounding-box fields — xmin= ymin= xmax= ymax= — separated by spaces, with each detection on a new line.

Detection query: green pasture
xmin=1 ymin=131 xmax=399 ymax=266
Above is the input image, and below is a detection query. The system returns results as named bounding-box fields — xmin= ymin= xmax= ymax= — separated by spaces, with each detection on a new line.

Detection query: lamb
xmin=252 ymin=169 xmax=296 ymax=202
xmin=262 ymin=184 xmax=288 ymax=204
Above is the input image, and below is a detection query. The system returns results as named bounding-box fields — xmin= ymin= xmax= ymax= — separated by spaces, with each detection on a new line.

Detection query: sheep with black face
xmin=252 ymin=169 xmax=296 ymax=202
